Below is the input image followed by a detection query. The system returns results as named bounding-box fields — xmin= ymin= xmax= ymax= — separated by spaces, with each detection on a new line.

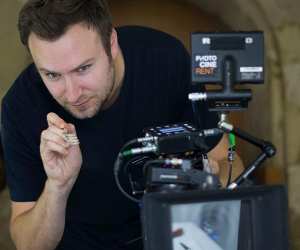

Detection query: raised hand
xmin=40 ymin=112 xmax=82 ymax=192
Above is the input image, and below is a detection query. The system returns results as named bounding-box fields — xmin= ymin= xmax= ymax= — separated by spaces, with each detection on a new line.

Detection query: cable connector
xmin=164 ymin=158 xmax=192 ymax=171
xmin=228 ymin=149 xmax=235 ymax=162
xmin=137 ymin=136 xmax=157 ymax=143
xmin=228 ymin=133 xmax=236 ymax=162
xmin=188 ymin=92 xmax=207 ymax=101
xmin=165 ymin=158 xmax=183 ymax=165
xmin=122 ymin=146 xmax=157 ymax=157
xmin=218 ymin=121 xmax=234 ymax=132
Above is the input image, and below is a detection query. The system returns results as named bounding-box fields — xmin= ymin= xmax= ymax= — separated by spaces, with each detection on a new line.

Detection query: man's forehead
xmin=28 ymin=24 xmax=103 ymax=72
xmin=28 ymin=23 xmax=101 ymax=50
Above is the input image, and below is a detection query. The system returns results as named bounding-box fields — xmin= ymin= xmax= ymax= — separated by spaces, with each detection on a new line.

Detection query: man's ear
xmin=110 ymin=28 xmax=119 ymax=60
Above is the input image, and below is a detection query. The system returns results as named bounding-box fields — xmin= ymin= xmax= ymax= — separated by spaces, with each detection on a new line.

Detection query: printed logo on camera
xmin=194 ymin=55 xmax=218 ymax=76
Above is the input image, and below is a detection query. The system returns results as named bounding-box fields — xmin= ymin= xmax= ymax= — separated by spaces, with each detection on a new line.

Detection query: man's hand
xmin=40 ymin=112 xmax=82 ymax=192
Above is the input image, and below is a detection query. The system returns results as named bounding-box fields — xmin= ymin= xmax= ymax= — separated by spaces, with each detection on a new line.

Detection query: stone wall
xmin=0 ymin=1 xmax=29 ymax=100
xmin=277 ymin=23 xmax=300 ymax=249
xmin=189 ymin=0 xmax=300 ymax=248
xmin=0 ymin=2 xmax=29 ymax=249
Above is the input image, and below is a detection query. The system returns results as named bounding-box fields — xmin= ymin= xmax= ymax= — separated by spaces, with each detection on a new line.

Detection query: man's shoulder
xmin=3 ymin=64 xmax=37 ymax=99
xmin=2 ymin=63 xmax=43 ymax=103
xmin=1 ymin=63 xmax=52 ymax=122
xmin=116 ymin=25 xmax=186 ymax=50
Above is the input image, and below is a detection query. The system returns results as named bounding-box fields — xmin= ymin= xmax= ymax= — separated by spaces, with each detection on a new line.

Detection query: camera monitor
xmin=191 ymin=32 xmax=264 ymax=84
xmin=142 ymin=185 xmax=288 ymax=250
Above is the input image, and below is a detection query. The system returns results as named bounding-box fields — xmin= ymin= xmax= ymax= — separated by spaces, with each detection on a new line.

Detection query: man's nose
xmin=64 ymin=76 xmax=82 ymax=103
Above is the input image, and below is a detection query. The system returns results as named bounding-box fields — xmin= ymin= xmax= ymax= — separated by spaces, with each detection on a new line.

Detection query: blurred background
xmin=1 ymin=0 xmax=299 ymax=249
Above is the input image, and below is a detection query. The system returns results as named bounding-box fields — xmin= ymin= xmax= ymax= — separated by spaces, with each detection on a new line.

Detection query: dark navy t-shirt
xmin=1 ymin=26 xmax=220 ymax=249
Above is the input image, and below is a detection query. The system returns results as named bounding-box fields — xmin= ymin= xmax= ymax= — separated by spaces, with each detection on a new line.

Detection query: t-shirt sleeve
xmin=1 ymin=99 xmax=46 ymax=202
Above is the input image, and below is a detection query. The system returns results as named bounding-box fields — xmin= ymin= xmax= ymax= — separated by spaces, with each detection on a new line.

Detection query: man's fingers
xmin=63 ymin=123 xmax=80 ymax=145
xmin=42 ymin=140 xmax=68 ymax=156
xmin=47 ymin=112 xmax=68 ymax=130
xmin=67 ymin=123 xmax=76 ymax=133
xmin=66 ymin=123 xmax=78 ymax=136
xmin=46 ymin=113 xmax=78 ymax=135
xmin=48 ymin=126 xmax=68 ymax=140
xmin=41 ymin=129 xmax=69 ymax=148
xmin=45 ymin=114 xmax=80 ymax=146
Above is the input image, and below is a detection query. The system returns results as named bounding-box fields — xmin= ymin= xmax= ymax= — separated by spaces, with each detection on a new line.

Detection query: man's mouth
xmin=70 ymin=98 xmax=90 ymax=107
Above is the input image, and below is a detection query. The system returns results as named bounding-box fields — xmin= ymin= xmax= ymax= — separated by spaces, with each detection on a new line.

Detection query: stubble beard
xmin=63 ymin=64 xmax=116 ymax=120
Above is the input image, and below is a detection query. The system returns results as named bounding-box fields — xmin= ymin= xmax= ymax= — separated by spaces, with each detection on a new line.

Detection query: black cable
xmin=113 ymin=150 xmax=162 ymax=203
xmin=226 ymin=161 xmax=233 ymax=187
xmin=126 ymin=156 xmax=153 ymax=196
xmin=113 ymin=137 xmax=158 ymax=203
xmin=113 ymin=139 xmax=142 ymax=202
xmin=226 ymin=147 xmax=235 ymax=187
xmin=114 ymin=153 xmax=140 ymax=203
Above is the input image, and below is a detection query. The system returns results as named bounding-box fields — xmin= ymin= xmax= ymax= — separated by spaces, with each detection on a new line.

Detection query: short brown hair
xmin=18 ymin=0 xmax=113 ymax=57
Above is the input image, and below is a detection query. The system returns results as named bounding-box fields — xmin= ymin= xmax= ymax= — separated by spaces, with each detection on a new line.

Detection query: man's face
xmin=28 ymin=23 xmax=117 ymax=119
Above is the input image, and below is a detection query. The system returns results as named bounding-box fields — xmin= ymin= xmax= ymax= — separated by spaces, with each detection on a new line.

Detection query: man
xmin=1 ymin=0 xmax=243 ymax=249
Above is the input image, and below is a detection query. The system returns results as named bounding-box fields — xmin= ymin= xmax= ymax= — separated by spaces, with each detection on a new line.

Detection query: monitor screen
xmin=191 ymin=32 xmax=264 ymax=84
xmin=171 ymin=200 xmax=241 ymax=250
xmin=141 ymin=185 xmax=288 ymax=250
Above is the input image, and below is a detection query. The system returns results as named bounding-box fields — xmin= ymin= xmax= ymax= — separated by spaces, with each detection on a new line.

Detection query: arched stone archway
xmin=189 ymin=0 xmax=300 ymax=247
xmin=189 ymin=0 xmax=286 ymax=176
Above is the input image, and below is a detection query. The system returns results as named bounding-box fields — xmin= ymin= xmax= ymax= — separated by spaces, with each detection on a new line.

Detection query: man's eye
xmin=45 ymin=72 xmax=60 ymax=80
xmin=77 ymin=64 xmax=91 ymax=73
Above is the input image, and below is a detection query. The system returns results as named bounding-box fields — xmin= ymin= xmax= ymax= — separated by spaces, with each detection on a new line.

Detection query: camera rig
xmin=113 ymin=31 xmax=276 ymax=203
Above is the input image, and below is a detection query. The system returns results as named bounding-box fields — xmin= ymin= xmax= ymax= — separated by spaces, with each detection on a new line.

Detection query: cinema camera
xmin=114 ymin=32 xmax=288 ymax=250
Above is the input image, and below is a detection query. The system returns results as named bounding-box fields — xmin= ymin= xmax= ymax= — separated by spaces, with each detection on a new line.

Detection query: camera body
xmin=114 ymin=31 xmax=287 ymax=250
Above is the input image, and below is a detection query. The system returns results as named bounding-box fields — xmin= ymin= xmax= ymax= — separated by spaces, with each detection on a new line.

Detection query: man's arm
xmin=9 ymin=113 xmax=82 ymax=250
xmin=207 ymin=134 xmax=244 ymax=187
xmin=10 ymin=180 xmax=70 ymax=250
